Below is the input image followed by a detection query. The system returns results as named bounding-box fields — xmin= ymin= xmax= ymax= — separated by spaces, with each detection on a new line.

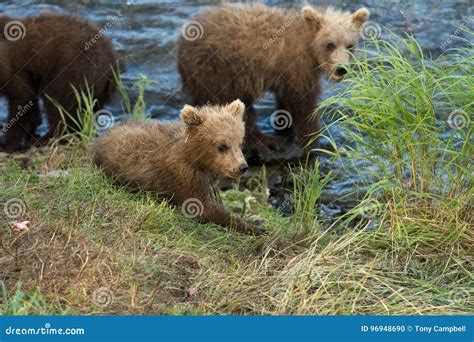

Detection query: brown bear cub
xmin=177 ymin=4 xmax=369 ymax=150
xmin=93 ymin=100 xmax=264 ymax=235
xmin=0 ymin=14 xmax=118 ymax=152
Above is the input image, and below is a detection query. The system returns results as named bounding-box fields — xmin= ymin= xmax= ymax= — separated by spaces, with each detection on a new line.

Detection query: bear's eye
xmin=347 ymin=44 xmax=355 ymax=51
xmin=218 ymin=144 xmax=229 ymax=153
xmin=326 ymin=42 xmax=336 ymax=51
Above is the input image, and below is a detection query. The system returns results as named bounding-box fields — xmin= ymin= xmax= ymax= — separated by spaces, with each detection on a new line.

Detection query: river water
xmin=0 ymin=0 xmax=472 ymax=221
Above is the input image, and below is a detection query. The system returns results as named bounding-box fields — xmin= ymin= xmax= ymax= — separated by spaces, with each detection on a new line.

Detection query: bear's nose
xmin=336 ymin=67 xmax=347 ymax=76
xmin=239 ymin=163 xmax=249 ymax=175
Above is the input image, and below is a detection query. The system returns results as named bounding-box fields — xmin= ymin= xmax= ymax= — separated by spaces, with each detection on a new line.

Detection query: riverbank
xmin=1 ymin=34 xmax=473 ymax=315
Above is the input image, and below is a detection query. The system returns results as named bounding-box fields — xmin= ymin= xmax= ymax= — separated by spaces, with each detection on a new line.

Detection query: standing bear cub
xmin=93 ymin=100 xmax=264 ymax=235
xmin=0 ymin=14 xmax=118 ymax=152
xmin=177 ymin=4 xmax=369 ymax=150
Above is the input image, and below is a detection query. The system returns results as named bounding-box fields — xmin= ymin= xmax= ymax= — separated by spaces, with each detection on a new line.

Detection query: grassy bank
xmin=1 ymin=35 xmax=472 ymax=315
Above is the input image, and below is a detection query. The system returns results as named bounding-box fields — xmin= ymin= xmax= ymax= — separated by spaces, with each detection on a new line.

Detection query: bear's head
xmin=302 ymin=6 xmax=370 ymax=82
xmin=180 ymin=99 xmax=248 ymax=179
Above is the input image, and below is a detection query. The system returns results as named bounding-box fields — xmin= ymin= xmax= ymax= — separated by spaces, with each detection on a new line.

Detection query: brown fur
xmin=177 ymin=4 xmax=369 ymax=149
xmin=0 ymin=13 xmax=118 ymax=152
xmin=93 ymin=100 xmax=263 ymax=235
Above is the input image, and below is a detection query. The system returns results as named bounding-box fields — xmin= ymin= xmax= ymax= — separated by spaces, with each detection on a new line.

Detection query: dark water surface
xmin=0 ymin=1 xmax=472 ymax=220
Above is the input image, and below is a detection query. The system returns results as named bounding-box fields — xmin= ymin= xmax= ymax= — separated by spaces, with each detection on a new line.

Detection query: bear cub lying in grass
xmin=93 ymin=100 xmax=264 ymax=235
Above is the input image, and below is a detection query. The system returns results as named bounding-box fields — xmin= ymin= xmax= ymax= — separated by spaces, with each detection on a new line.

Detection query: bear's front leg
xmin=199 ymin=201 xmax=265 ymax=236
xmin=293 ymin=112 xmax=321 ymax=149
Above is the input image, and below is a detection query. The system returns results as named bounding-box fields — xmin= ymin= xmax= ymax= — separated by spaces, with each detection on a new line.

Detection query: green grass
xmin=113 ymin=71 xmax=153 ymax=121
xmin=46 ymin=82 xmax=99 ymax=144
xmin=46 ymin=70 xmax=152 ymax=147
xmin=0 ymin=33 xmax=472 ymax=315
xmin=319 ymin=34 xmax=472 ymax=196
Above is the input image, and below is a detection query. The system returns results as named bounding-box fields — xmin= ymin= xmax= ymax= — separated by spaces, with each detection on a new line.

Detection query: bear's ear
xmin=351 ymin=8 xmax=370 ymax=28
xmin=302 ymin=6 xmax=322 ymax=31
xmin=181 ymin=105 xmax=203 ymax=127
xmin=226 ymin=99 xmax=245 ymax=119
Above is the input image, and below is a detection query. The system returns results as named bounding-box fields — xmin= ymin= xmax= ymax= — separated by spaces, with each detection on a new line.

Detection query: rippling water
xmin=0 ymin=1 xmax=472 ymax=123
xmin=0 ymin=0 xmax=472 ymax=220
